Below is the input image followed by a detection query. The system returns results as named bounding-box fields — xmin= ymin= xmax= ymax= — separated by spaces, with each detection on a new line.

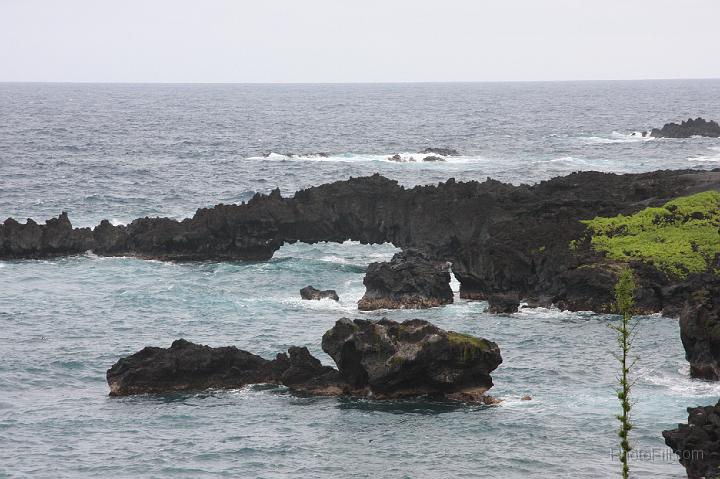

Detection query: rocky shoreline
xmin=107 ymin=318 xmax=502 ymax=403
xmin=664 ymin=400 xmax=720 ymax=478
xmin=3 ymin=169 xmax=720 ymax=317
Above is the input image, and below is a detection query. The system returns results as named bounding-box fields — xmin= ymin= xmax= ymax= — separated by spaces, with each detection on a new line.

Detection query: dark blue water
xmin=2 ymin=80 xmax=720 ymax=478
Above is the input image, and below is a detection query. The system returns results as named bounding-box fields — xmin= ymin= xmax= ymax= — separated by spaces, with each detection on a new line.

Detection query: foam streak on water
xmin=2 ymin=80 xmax=720 ymax=477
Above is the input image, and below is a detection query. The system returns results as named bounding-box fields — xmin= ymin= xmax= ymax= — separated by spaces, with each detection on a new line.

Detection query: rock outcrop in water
xmin=357 ymin=250 xmax=453 ymax=310
xmin=300 ymin=286 xmax=339 ymax=301
xmin=679 ymin=279 xmax=720 ymax=380
xmin=107 ymin=318 xmax=501 ymax=402
xmin=321 ymin=318 xmax=501 ymax=401
xmin=3 ymin=169 xmax=720 ymax=315
xmin=107 ymin=339 xmax=346 ymax=397
xmin=107 ymin=339 xmax=289 ymax=396
xmin=650 ymin=117 xmax=720 ymax=138
xmin=487 ymin=293 xmax=521 ymax=314
xmin=663 ymin=400 xmax=720 ymax=478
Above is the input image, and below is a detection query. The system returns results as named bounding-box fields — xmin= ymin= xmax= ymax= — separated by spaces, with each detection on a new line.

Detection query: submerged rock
xmin=650 ymin=117 xmax=720 ymax=138
xmin=107 ymin=318 xmax=502 ymax=403
xmin=357 ymin=250 xmax=453 ymax=310
xmin=300 ymin=285 xmax=339 ymax=301
xmin=321 ymin=317 xmax=502 ymax=400
xmin=421 ymin=147 xmax=459 ymax=156
xmin=679 ymin=280 xmax=720 ymax=380
xmin=422 ymin=155 xmax=445 ymax=162
xmin=663 ymin=400 xmax=720 ymax=478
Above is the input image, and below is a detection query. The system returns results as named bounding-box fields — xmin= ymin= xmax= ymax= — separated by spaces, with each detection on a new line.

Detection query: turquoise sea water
xmin=2 ymin=80 xmax=720 ymax=477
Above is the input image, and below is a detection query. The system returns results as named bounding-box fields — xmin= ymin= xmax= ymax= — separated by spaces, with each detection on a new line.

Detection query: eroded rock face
xmin=663 ymin=400 xmax=720 ymax=478
xmin=107 ymin=319 xmax=502 ymax=402
xmin=357 ymin=250 xmax=453 ymax=310
xmin=321 ymin=317 xmax=502 ymax=400
xmin=679 ymin=280 xmax=720 ymax=380
xmin=300 ymin=286 xmax=339 ymax=301
xmin=650 ymin=117 xmax=720 ymax=138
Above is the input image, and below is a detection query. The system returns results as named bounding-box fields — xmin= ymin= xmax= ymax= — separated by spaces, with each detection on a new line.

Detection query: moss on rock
xmin=581 ymin=190 xmax=720 ymax=278
xmin=447 ymin=331 xmax=492 ymax=360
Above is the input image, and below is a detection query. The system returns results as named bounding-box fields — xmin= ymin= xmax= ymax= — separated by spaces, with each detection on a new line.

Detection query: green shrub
xmin=582 ymin=191 xmax=720 ymax=278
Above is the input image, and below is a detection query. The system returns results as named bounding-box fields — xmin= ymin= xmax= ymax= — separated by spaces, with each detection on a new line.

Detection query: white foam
xmin=532 ymin=156 xmax=589 ymax=165
xmin=449 ymin=267 xmax=460 ymax=293
xmin=247 ymin=151 xmax=488 ymax=165
xmin=639 ymin=366 xmax=720 ymax=397
xmin=687 ymin=147 xmax=720 ymax=162
xmin=280 ymin=296 xmax=359 ymax=314
xmin=579 ymin=131 xmax=655 ymax=144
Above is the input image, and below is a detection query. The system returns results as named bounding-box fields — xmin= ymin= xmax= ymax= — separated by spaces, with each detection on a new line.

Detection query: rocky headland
xmin=650 ymin=117 xmax=720 ymax=138
xmin=3 ymin=169 xmax=720 ymax=316
xmin=107 ymin=318 xmax=502 ymax=403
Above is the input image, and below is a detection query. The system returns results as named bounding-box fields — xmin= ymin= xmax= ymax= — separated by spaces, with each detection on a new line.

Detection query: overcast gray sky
xmin=1 ymin=0 xmax=718 ymax=83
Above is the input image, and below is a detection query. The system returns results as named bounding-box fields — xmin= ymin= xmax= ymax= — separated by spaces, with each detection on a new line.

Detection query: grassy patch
xmin=582 ymin=190 xmax=720 ymax=278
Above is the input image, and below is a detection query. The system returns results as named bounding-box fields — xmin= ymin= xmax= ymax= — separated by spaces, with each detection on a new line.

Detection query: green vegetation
xmin=581 ymin=190 xmax=720 ymax=278
xmin=447 ymin=332 xmax=491 ymax=361
xmin=612 ymin=268 xmax=637 ymax=479
xmin=447 ymin=331 xmax=488 ymax=350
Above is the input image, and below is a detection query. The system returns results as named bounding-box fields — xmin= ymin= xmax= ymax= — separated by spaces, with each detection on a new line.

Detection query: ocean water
xmin=1 ymin=80 xmax=720 ymax=478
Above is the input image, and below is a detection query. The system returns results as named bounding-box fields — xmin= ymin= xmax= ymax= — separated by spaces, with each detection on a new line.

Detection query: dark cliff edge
xmin=3 ymin=169 xmax=720 ymax=315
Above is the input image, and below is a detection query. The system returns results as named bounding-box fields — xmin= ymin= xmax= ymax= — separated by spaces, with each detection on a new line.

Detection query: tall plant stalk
xmin=612 ymin=268 xmax=636 ymax=479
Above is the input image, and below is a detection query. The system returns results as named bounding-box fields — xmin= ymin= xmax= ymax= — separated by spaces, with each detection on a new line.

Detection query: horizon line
xmin=2 ymin=76 xmax=720 ymax=86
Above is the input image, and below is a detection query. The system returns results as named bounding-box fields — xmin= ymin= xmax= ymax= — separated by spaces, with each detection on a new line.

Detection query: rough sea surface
xmin=2 ymin=80 xmax=720 ymax=478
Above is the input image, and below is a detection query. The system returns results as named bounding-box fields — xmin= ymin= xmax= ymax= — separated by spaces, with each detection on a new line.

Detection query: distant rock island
xmin=650 ymin=117 xmax=720 ymax=138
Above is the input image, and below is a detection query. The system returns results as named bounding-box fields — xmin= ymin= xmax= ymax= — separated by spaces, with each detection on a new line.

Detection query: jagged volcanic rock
xmin=422 ymin=155 xmax=445 ymax=162
xmin=357 ymin=250 xmax=453 ymax=310
xmin=3 ymin=170 xmax=720 ymax=315
xmin=663 ymin=400 xmax=720 ymax=478
xmin=679 ymin=279 xmax=720 ymax=380
xmin=300 ymin=285 xmax=339 ymax=301
xmin=106 ymin=339 xmax=348 ymax=397
xmin=278 ymin=346 xmax=347 ymax=396
xmin=650 ymin=117 xmax=720 ymax=138
xmin=107 ymin=319 xmax=501 ymax=402
xmin=106 ymin=339 xmax=285 ymax=396
xmin=0 ymin=212 xmax=93 ymax=258
xmin=321 ymin=317 xmax=502 ymax=400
